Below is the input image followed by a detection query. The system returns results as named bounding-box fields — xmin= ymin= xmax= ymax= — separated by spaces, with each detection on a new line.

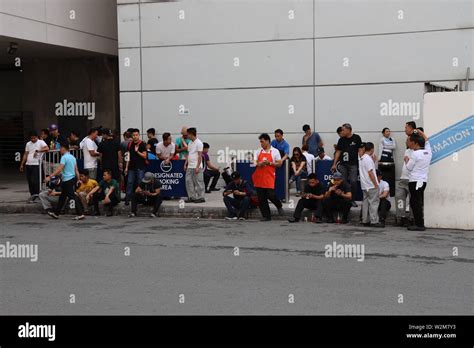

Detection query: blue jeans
xmin=290 ymin=170 xmax=307 ymax=192
xmin=126 ymin=169 xmax=145 ymax=202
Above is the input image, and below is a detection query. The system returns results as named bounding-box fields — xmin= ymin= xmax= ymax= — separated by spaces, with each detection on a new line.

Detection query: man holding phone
xmin=223 ymin=171 xmax=253 ymax=220
xmin=129 ymin=172 xmax=162 ymax=218
xmin=288 ymin=173 xmax=326 ymax=223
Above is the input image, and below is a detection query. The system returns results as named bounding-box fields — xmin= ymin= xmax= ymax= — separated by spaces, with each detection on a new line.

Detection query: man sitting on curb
xmin=377 ymin=169 xmax=391 ymax=226
xmin=39 ymin=175 xmax=62 ymax=214
xmin=223 ymin=171 xmax=253 ymax=221
xmin=288 ymin=173 xmax=326 ymax=223
xmin=76 ymin=169 xmax=98 ymax=213
xmin=129 ymin=172 xmax=163 ymax=218
xmin=322 ymin=172 xmax=352 ymax=223
xmin=89 ymin=169 xmax=120 ymax=216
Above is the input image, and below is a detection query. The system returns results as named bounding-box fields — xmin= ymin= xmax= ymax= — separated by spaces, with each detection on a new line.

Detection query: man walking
xmin=45 ymin=143 xmax=85 ymax=220
xmin=20 ymin=131 xmax=48 ymax=202
xmin=184 ymin=127 xmax=205 ymax=203
xmin=252 ymin=133 xmax=284 ymax=221
xmin=332 ymin=123 xmax=362 ymax=207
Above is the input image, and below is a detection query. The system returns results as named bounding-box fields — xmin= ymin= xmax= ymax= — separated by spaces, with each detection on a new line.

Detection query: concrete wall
xmin=117 ymin=0 xmax=474 ymax=174
xmin=423 ymin=92 xmax=473 ymax=230
xmin=0 ymin=0 xmax=118 ymax=55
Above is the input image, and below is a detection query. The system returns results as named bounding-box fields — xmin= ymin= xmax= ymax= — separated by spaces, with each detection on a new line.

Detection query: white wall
xmin=117 ymin=0 xmax=474 ymax=170
xmin=423 ymin=92 xmax=474 ymax=230
xmin=0 ymin=0 xmax=118 ymax=55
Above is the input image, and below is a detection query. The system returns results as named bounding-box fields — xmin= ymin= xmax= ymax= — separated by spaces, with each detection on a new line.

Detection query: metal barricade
xmin=38 ymin=149 xmax=83 ymax=190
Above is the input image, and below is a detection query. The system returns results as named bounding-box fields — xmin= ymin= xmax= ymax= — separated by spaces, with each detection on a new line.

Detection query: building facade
xmin=117 ymin=0 xmax=473 ymax=178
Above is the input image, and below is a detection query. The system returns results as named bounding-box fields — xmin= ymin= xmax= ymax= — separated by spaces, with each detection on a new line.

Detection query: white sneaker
xmin=225 ymin=216 xmax=238 ymax=220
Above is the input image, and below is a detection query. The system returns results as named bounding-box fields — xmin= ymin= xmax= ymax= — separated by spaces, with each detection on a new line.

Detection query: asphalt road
xmin=0 ymin=214 xmax=472 ymax=315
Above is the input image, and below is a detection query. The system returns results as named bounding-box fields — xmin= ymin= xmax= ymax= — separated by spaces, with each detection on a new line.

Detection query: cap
xmin=231 ymin=171 xmax=241 ymax=180
xmin=332 ymin=172 xmax=343 ymax=179
xmin=47 ymin=176 xmax=61 ymax=190
xmin=142 ymin=172 xmax=154 ymax=183
xmin=49 ymin=124 xmax=58 ymax=131
xmin=317 ymin=147 xmax=325 ymax=154
xmin=102 ymin=128 xmax=113 ymax=137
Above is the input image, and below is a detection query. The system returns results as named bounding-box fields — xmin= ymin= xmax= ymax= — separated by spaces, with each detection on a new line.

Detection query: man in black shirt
xmin=45 ymin=124 xmax=67 ymax=150
xmin=331 ymin=123 xmax=362 ymax=207
xmin=322 ymin=172 xmax=353 ymax=223
xmin=125 ymin=129 xmax=148 ymax=204
xmin=98 ymin=128 xmax=122 ymax=181
xmin=223 ymin=171 xmax=253 ymax=220
xmin=146 ymin=128 xmax=158 ymax=152
xmin=129 ymin=172 xmax=162 ymax=218
xmin=288 ymin=173 xmax=326 ymax=223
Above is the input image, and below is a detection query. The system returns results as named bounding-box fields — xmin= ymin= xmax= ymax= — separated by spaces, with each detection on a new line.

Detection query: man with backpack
xmin=124 ymin=129 xmax=148 ymax=205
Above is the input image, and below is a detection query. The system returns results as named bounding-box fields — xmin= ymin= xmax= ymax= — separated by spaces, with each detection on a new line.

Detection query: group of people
xmin=21 ymin=120 xmax=432 ymax=230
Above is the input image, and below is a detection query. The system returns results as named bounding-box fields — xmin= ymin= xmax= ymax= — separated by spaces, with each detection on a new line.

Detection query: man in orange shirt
xmin=252 ymin=133 xmax=285 ymax=221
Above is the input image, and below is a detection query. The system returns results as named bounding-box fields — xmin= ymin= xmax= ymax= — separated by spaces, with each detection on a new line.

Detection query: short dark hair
xmin=382 ymin=127 xmax=390 ymax=134
xmin=103 ymin=169 xmax=112 ymax=176
xmin=342 ymin=123 xmax=352 ymax=131
xmin=132 ymin=128 xmax=140 ymax=134
xmin=416 ymin=127 xmax=424 ymax=132
xmin=406 ymin=121 xmax=417 ymax=129
xmin=187 ymin=127 xmax=197 ymax=136
xmin=365 ymin=142 xmax=375 ymax=151
xmin=336 ymin=126 xmax=343 ymax=134
xmin=301 ymin=144 xmax=309 ymax=152
xmin=88 ymin=128 xmax=99 ymax=136
xmin=274 ymin=129 xmax=283 ymax=135
xmin=41 ymin=128 xmax=50 ymax=135
xmin=302 ymin=124 xmax=311 ymax=132
xmin=60 ymin=142 xmax=69 ymax=150
xmin=162 ymin=132 xmax=171 ymax=141
xmin=28 ymin=131 xmax=38 ymax=137
xmin=123 ymin=131 xmax=131 ymax=139
xmin=79 ymin=169 xmax=89 ymax=176
xmin=147 ymin=128 xmax=155 ymax=135
xmin=70 ymin=130 xmax=79 ymax=137
xmin=409 ymin=134 xmax=425 ymax=148
xmin=203 ymin=142 xmax=210 ymax=149
xmin=376 ymin=169 xmax=382 ymax=177
xmin=307 ymin=173 xmax=318 ymax=181
xmin=258 ymin=133 xmax=271 ymax=142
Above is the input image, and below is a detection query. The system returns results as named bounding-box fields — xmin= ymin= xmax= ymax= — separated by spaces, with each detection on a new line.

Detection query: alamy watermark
xmin=380 ymin=99 xmax=420 ymax=120
xmin=0 ymin=241 xmax=38 ymax=262
xmin=325 ymin=241 xmax=365 ymax=262
xmin=55 ymin=99 xmax=95 ymax=120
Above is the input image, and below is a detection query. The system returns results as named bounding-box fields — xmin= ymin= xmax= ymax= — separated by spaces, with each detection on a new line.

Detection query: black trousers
xmin=293 ymin=198 xmax=322 ymax=220
xmin=55 ymin=178 xmax=84 ymax=216
xmin=378 ymin=198 xmax=391 ymax=222
xmin=26 ymin=165 xmax=40 ymax=196
xmin=93 ymin=191 xmax=119 ymax=214
xmin=256 ymin=187 xmax=282 ymax=219
xmin=204 ymin=169 xmax=220 ymax=190
xmin=322 ymin=196 xmax=352 ymax=221
xmin=408 ymin=181 xmax=426 ymax=227
xmin=131 ymin=193 xmax=163 ymax=214
xmin=222 ymin=171 xmax=232 ymax=185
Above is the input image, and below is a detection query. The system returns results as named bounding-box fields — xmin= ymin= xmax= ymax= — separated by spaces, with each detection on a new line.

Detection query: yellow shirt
xmin=76 ymin=179 xmax=98 ymax=194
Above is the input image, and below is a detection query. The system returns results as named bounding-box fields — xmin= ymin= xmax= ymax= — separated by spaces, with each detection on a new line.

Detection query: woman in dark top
xmin=289 ymin=147 xmax=307 ymax=197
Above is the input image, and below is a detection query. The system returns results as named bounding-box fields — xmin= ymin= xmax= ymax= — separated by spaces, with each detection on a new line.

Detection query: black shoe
xmin=47 ymin=211 xmax=59 ymax=219
xmin=288 ymin=217 xmax=299 ymax=223
xmin=91 ymin=211 xmax=101 ymax=216
xmin=326 ymin=219 xmax=335 ymax=223
xmin=205 ymin=190 xmax=211 ymax=194
xmin=371 ymin=223 xmax=385 ymax=228
xmin=124 ymin=201 xmax=130 ymax=206
xmin=277 ymin=207 xmax=285 ymax=216
xmin=407 ymin=225 xmax=426 ymax=231
xmin=106 ymin=210 xmax=113 ymax=217
xmin=193 ymin=198 xmax=206 ymax=203
xmin=351 ymin=201 xmax=358 ymax=208
xmin=260 ymin=217 xmax=271 ymax=222
xmin=210 ymin=188 xmax=220 ymax=191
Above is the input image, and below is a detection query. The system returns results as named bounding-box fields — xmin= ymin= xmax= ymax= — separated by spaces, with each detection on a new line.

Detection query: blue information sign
xmin=146 ymin=159 xmax=187 ymax=197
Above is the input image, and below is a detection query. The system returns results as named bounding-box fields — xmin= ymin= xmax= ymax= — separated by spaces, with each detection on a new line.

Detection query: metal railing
xmin=38 ymin=149 xmax=83 ymax=190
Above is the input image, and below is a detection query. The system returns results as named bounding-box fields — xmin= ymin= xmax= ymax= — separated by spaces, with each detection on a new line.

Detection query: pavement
xmin=0 ymin=169 xmax=396 ymax=222
xmin=0 ymin=214 xmax=472 ymax=315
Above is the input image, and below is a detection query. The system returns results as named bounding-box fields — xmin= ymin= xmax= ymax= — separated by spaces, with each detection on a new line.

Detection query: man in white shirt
xmin=301 ymin=145 xmax=315 ymax=174
xmin=156 ymin=132 xmax=176 ymax=164
xmin=315 ymin=147 xmax=332 ymax=162
xmin=405 ymin=133 xmax=432 ymax=231
xmin=358 ymin=142 xmax=384 ymax=227
xmin=376 ymin=170 xmax=391 ymax=226
xmin=184 ymin=127 xmax=205 ymax=203
xmin=20 ymin=131 xmax=49 ymax=202
xmin=80 ymin=128 xmax=100 ymax=179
